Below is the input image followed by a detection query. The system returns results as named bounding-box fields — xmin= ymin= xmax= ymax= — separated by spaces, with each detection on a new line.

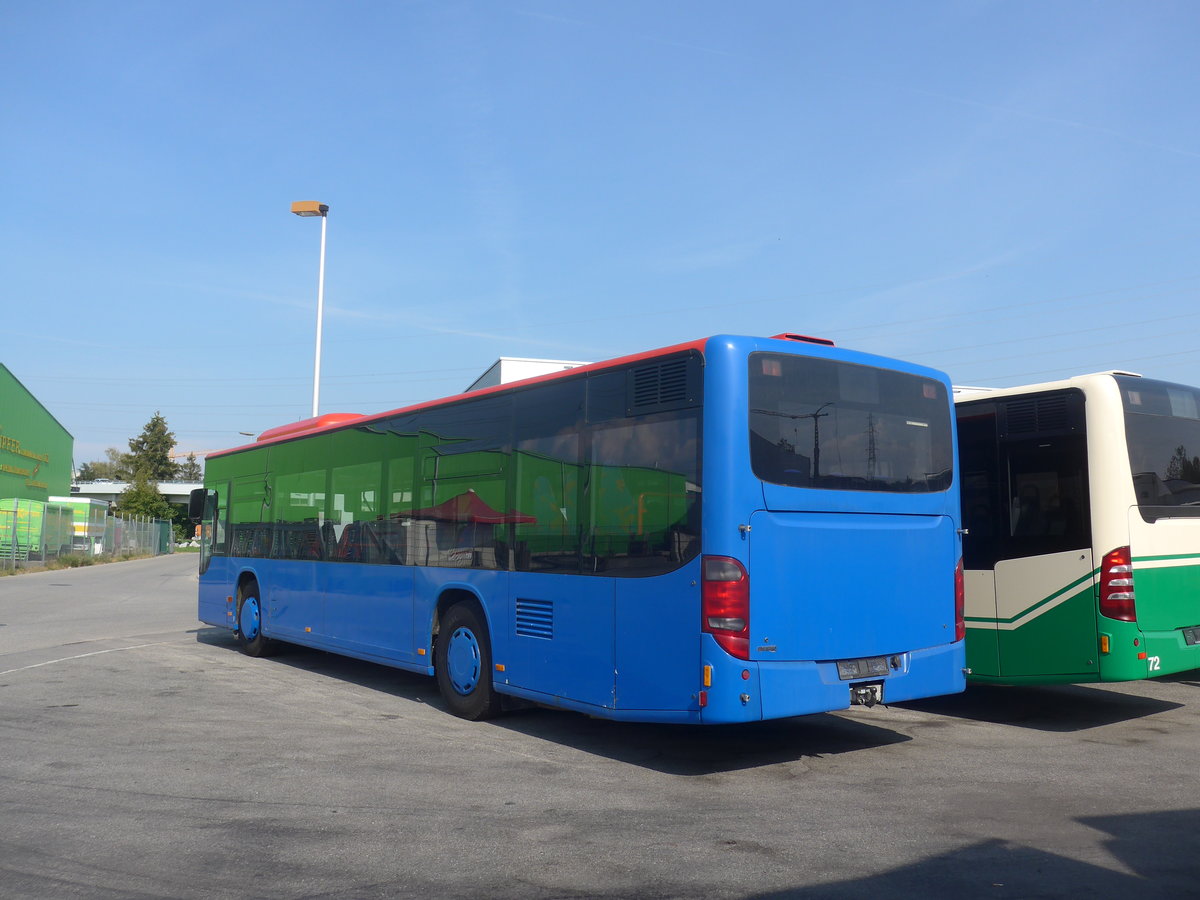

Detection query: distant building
xmin=465 ymin=357 xmax=589 ymax=393
xmin=71 ymin=481 xmax=203 ymax=507
xmin=0 ymin=364 xmax=72 ymax=502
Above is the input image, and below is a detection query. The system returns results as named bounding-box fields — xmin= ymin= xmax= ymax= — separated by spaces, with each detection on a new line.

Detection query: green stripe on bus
xmin=970 ymin=570 xmax=1096 ymax=626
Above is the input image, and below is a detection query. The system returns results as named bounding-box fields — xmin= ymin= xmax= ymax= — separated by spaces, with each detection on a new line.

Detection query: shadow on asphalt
xmin=486 ymin=709 xmax=910 ymax=775
xmin=745 ymin=807 xmax=1200 ymax=898
xmin=193 ymin=627 xmax=910 ymax=775
xmin=1152 ymin=668 xmax=1200 ymax=688
xmin=898 ymin=681 xmax=1183 ymax=732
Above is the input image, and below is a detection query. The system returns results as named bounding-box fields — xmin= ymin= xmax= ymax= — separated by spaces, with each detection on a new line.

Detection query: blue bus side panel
xmin=412 ymin=566 xmax=509 ymax=660
xmin=498 ymin=571 xmax=616 ymax=711
xmin=264 ymin=560 xmax=325 ymax=640
xmin=325 ymin=563 xmax=417 ymax=663
xmin=614 ymin=561 xmax=702 ymax=712
xmin=199 ymin=556 xmax=236 ymax=629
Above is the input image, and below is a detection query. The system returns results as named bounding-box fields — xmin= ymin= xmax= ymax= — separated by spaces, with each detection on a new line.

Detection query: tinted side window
xmin=957 ymin=391 xmax=1090 ymax=567
xmin=585 ymin=405 xmax=701 ymax=577
xmin=958 ymin=405 xmax=1003 ymax=569
xmin=1118 ymin=376 xmax=1200 ymax=516
xmin=513 ymin=379 xmax=584 ymax=573
xmin=330 ymin=428 xmax=385 ymax=564
xmin=415 ymin=396 xmax=513 ymax=570
xmin=272 ymin=468 xmax=327 ymax=560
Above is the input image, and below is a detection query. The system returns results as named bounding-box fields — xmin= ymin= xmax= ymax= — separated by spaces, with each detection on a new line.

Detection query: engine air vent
xmin=515 ymin=598 xmax=554 ymax=639
xmin=625 ymin=353 xmax=701 ymax=415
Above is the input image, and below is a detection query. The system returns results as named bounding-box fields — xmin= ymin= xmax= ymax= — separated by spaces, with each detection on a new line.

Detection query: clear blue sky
xmin=4 ymin=1 xmax=1198 ymax=467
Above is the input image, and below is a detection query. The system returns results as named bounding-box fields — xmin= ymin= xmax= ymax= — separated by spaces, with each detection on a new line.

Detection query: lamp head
xmin=291 ymin=201 xmax=329 ymax=217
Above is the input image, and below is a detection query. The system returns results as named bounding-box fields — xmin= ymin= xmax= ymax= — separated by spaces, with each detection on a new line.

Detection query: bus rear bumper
xmin=735 ymin=640 xmax=966 ymax=723
xmin=1128 ymin=626 xmax=1200 ymax=680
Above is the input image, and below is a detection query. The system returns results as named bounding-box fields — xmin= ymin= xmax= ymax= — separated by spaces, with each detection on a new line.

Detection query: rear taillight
xmin=702 ymin=555 xmax=750 ymax=660
xmin=954 ymin=557 xmax=965 ymax=641
xmin=1099 ymin=546 xmax=1137 ymax=622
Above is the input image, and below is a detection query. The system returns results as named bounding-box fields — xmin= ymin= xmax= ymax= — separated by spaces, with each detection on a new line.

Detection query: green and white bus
xmin=956 ymin=372 xmax=1200 ymax=683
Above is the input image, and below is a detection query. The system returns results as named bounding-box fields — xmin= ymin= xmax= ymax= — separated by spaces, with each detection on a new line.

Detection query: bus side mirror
xmin=188 ymin=488 xmax=208 ymax=523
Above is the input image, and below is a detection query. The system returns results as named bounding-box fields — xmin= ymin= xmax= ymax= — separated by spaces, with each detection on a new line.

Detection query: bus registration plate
xmin=1183 ymin=626 xmax=1200 ymax=646
xmin=836 ymin=656 xmax=891 ymax=681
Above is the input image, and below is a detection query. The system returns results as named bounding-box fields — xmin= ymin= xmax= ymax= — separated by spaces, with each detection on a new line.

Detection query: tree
xmin=178 ymin=453 xmax=203 ymax=481
xmin=1166 ymin=445 xmax=1200 ymax=483
xmin=128 ymin=412 xmax=179 ymax=481
xmin=115 ymin=470 xmax=176 ymax=520
xmin=76 ymin=447 xmax=134 ymax=482
xmin=76 ymin=460 xmax=108 ymax=481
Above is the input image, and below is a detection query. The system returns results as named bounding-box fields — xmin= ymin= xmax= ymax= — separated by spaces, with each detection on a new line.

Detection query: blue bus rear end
xmin=692 ymin=335 xmax=965 ymax=722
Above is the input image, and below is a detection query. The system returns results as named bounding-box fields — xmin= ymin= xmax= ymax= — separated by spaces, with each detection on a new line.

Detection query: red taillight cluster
xmin=954 ymin=557 xmax=965 ymax=641
xmin=1099 ymin=546 xmax=1137 ymax=622
xmin=702 ymin=555 xmax=750 ymax=660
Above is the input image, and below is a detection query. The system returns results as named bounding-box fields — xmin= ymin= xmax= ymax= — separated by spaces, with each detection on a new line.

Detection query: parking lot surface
xmin=2 ymin=554 xmax=1198 ymax=898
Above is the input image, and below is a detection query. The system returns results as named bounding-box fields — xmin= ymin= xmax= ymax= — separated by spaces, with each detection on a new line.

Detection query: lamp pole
xmin=291 ymin=201 xmax=329 ymax=418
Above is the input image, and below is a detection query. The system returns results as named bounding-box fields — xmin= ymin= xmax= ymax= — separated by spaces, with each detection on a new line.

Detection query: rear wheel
xmin=435 ymin=602 xmax=502 ymax=720
xmin=237 ymin=580 xmax=276 ymax=657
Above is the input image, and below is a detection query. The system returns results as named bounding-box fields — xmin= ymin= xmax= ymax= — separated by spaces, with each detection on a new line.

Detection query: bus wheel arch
xmin=433 ymin=589 xmax=502 ymax=720
xmin=236 ymin=572 xmax=276 ymax=658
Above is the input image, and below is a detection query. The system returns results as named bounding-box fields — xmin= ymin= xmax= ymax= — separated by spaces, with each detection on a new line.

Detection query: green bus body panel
xmin=1132 ymin=559 xmax=1200 ymax=632
xmin=966 ymin=583 xmax=1098 ymax=682
xmin=968 ymin=560 xmax=1200 ymax=683
xmin=1097 ymin=619 xmax=1153 ymax=681
xmin=995 ymin=585 xmax=1098 ymax=679
xmin=1128 ymin=558 xmax=1200 ymax=678
xmin=964 ymin=628 xmax=999 ymax=679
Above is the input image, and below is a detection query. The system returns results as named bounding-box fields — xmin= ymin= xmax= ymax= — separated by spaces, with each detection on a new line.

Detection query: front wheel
xmin=435 ymin=602 xmax=502 ymax=720
xmin=237 ymin=580 xmax=276 ymax=658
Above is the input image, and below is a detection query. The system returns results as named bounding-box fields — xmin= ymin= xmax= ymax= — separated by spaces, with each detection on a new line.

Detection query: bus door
xmin=501 ymin=383 xmax=618 ymax=710
xmin=324 ymin=455 xmax=416 ymax=661
xmin=960 ymin=392 xmax=1098 ymax=680
xmin=194 ymin=486 xmax=232 ymax=628
xmin=959 ymin=405 xmax=1003 ymax=676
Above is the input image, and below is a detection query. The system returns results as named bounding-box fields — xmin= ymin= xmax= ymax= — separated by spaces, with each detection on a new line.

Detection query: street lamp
xmin=291 ymin=200 xmax=329 ymax=418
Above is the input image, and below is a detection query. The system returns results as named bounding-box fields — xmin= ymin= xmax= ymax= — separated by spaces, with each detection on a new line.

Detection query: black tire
xmin=435 ymin=602 xmax=502 ymax=720
xmin=237 ymin=579 xmax=276 ymax=658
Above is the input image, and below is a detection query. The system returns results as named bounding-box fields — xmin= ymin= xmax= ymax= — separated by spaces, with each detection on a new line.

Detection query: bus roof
xmin=953 ymin=370 xmax=1144 ymax=404
xmin=206 ymin=332 xmax=836 ymax=460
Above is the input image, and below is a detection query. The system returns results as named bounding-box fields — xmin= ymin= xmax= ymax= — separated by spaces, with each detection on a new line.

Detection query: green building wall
xmin=0 ymin=364 xmax=73 ymax=502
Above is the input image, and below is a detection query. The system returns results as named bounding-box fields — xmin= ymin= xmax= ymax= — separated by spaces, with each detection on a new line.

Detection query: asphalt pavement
xmin=1 ymin=553 xmax=1198 ymax=898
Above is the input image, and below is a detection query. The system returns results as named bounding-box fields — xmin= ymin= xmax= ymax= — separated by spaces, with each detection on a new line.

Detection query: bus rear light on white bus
xmin=702 ymin=555 xmax=750 ymax=660
xmin=954 ymin=558 xmax=965 ymax=641
xmin=1099 ymin=546 xmax=1137 ymax=623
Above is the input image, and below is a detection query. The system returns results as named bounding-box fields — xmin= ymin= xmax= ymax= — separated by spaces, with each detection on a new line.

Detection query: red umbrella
xmin=410 ymin=489 xmax=536 ymax=524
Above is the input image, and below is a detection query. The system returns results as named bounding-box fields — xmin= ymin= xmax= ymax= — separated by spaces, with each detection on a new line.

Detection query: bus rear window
xmin=1118 ymin=376 xmax=1200 ymax=510
xmin=749 ymin=354 xmax=952 ymax=493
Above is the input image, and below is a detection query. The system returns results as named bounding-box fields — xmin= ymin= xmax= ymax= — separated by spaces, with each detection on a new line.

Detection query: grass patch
xmin=0 ymin=551 xmax=164 ymax=576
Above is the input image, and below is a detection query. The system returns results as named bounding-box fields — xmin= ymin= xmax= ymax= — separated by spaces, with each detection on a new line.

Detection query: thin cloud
xmin=887 ymin=81 xmax=1200 ymax=160
xmin=512 ymin=8 xmax=735 ymax=58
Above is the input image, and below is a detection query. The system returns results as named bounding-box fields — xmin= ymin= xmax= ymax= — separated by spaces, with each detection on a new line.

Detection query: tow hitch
xmin=849 ymin=682 xmax=884 ymax=707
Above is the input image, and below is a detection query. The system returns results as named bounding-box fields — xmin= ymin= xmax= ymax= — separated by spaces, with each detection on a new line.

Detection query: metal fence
xmin=0 ymin=508 xmax=173 ymax=572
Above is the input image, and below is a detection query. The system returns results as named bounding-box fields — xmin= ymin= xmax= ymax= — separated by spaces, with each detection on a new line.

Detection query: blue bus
xmin=192 ymin=333 xmax=965 ymax=722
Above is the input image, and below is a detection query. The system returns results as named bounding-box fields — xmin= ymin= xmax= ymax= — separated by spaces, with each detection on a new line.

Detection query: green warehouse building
xmin=1 ymin=364 xmax=73 ymax=502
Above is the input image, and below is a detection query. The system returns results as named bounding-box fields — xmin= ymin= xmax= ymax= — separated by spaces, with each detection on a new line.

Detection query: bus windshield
xmin=749 ymin=354 xmax=952 ymax=493
xmin=1118 ymin=375 xmax=1200 ymax=509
